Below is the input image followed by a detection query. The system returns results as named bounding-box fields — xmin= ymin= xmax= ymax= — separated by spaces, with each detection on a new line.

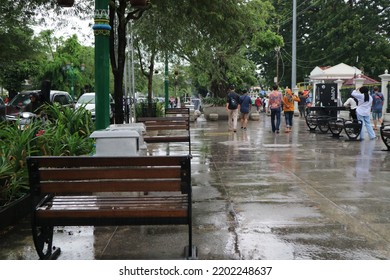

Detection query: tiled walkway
xmin=1 ymin=114 xmax=389 ymax=260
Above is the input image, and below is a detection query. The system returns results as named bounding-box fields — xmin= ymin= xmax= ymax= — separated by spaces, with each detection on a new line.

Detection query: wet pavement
xmin=1 ymin=113 xmax=389 ymax=260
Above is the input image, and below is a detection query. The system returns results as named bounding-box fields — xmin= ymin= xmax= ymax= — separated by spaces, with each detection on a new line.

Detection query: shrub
xmin=0 ymin=104 xmax=95 ymax=207
xmin=202 ymin=97 xmax=226 ymax=106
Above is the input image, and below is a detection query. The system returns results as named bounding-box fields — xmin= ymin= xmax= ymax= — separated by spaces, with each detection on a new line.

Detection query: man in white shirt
xmin=343 ymin=96 xmax=358 ymax=120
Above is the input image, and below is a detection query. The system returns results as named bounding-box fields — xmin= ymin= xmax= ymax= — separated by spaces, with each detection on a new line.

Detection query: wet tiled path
xmin=1 ymin=114 xmax=389 ymax=259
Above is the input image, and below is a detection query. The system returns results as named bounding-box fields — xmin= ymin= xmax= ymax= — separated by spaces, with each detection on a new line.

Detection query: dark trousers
xmin=285 ymin=111 xmax=294 ymax=128
xmin=298 ymin=105 xmax=306 ymax=117
xmin=270 ymin=107 xmax=281 ymax=132
xmin=350 ymin=109 xmax=357 ymax=121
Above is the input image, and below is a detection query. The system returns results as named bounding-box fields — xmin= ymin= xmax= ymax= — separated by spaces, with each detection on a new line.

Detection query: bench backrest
xmin=27 ymin=155 xmax=191 ymax=195
xmin=165 ymin=107 xmax=190 ymax=117
xmin=137 ymin=116 xmax=190 ymax=131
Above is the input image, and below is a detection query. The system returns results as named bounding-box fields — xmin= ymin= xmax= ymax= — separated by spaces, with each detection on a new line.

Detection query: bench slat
xmin=138 ymin=117 xmax=188 ymax=122
xmin=36 ymin=195 xmax=188 ymax=220
xmin=144 ymin=125 xmax=189 ymax=130
xmin=39 ymin=167 xmax=181 ymax=181
xmin=144 ymin=136 xmax=190 ymax=143
xmin=29 ymin=156 xmax=189 ymax=168
xmin=36 ymin=209 xmax=188 ymax=219
xmin=39 ymin=180 xmax=183 ymax=193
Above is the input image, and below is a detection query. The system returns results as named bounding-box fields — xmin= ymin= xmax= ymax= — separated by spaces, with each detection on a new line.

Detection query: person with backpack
xmin=268 ymin=84 xmax=283 ymax=133
xmin=226 ymin=85 xmax=240 ymax=132
xmin=239 ymin=89 xmax=252 ymax=130
xmin=371 ymin=86 xmax=384 ymax=130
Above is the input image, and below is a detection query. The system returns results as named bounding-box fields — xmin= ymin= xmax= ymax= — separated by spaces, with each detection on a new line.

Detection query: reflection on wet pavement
xmin=1 ymin=114 xmax=389 ymax=260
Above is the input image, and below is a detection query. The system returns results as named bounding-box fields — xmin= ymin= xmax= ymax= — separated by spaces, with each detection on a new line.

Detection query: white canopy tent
xmin=309 ymin=63 xmax=362 ymax=81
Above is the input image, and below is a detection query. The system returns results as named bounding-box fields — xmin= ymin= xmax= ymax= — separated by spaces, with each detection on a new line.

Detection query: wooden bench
xmin=328 ymin=117 xmax=362 ymax=140
xmin=27 ymin=155 xmax=196 ymax=260
xmin=165 ymin=107 xmax=191 ymax=118
xmin=380 ymin=123 xmax=390 ymax=150
xmin=138 ymin=114 xmax=191 ymax=155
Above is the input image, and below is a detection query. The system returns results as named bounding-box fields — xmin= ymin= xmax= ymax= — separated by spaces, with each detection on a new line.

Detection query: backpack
xmin=229 ymin=94 xmax=238 ymax=109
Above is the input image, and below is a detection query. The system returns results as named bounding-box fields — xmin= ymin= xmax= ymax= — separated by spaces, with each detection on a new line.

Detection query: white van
xmin=75 ymin=92 xmax=115 ymax=122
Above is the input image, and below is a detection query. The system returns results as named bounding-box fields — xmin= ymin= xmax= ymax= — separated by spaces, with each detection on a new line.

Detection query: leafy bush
xmin=202 ymin=97 xmax=226 ymax=106
xmin=0 ymin=104 xmax=95 ymax=207
xmin=135 ymin=101 xmax=164 ymax=119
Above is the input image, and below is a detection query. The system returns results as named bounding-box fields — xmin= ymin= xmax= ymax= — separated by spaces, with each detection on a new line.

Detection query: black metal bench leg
xmin=344 ymin=120 xmax=362 ymax=141
xmin=184 ymin=223 xmax=197 ymax=260
xmin=32 ymin=224 xmax=61 ymax=260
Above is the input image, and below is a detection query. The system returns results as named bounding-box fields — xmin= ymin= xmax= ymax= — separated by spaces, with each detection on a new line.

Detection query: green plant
xmin=202 ymin=97 xmax=226 ymax=106
xmin=0 ymin=120 xmax=39 ymax=205
xmin=0 ymin=104 xmax=95 ymax=208
xmin=135 ymin=101 xmax=164 ymax=119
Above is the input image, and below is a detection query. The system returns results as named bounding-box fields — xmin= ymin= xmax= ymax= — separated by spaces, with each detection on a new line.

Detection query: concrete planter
xmin=203 ymin=106 xmax=228 ymax=120
xmin=250 ymin=112 xmax=260 ymax=121
xmin=209 ymin=113 xmax=219 ymax=121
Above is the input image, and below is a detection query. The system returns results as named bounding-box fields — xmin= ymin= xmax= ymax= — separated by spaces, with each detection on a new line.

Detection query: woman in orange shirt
xmin=282 ymin=89 xmax=300 ymax=133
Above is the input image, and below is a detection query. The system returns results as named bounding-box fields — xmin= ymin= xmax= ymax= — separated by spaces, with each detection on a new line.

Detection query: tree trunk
xmin=146 ymin=52 xmax=156 ymax=116
xmin=110 ymin=2 xmax=129 ymax=125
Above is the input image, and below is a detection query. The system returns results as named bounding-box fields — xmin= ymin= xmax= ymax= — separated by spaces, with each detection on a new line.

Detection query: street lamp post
xmin=93 ymin=1 xmax=111 ymax=130
xmin=174 ymin=70 xmax=179 ymax=97
xmin=63 ymin=63 xmax=85 ymax=100
xmin=57 ymin=0 xmax=149 ymax=129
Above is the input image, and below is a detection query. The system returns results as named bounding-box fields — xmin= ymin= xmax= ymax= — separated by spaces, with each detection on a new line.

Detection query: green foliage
xmin=32 ymin=34 xmax=96 ymax=98
xmin=202 ymin=97 xmax=226 ymax=107
xmin=259 ymin=0 xmax=390 ymax=87
xmin=0 ymin=104 xmax=94 ymax=207
xmin=135 ymin=101 xmax=165 ymax=119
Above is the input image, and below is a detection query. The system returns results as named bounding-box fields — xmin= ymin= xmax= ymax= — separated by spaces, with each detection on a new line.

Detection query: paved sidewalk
xmin=1 ymin=114 xmax=389 ymax=260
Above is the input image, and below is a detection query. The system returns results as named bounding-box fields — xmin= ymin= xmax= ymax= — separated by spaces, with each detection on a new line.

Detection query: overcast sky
xmin=33 ymin=14 xmax=94 ymax=46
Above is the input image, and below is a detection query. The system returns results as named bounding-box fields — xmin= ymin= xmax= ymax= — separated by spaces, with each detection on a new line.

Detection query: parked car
xmin=75 ymin=92 xmax=115 ymax=122
xmin=0 ymin=96 xmax=6 ymax=121
xmin=6 ymin=90 xmax=74 ymax=121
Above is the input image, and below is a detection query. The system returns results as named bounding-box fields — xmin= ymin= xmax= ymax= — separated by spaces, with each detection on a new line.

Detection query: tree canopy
xmin=259 ymin=0 xmax=390 ymax=88
xmin=1 ymin=0 xmax=389 ymax=113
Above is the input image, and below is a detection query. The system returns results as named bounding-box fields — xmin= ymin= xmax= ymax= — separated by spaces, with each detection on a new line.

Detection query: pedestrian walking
xmin=268 ymin=85 xmax=283 ymax=133
xmin=371 ymin=86 xmax=384 ymax=130
xmin=351 ymin=86 xmax=376 ymax=140
xmin=255 ymin=96 xmax=262 ymax=112
xmin=226 ymin=85 xmax=240 ymax=132
xmin=298 ymin=91 xmax=307 ymax=118
xmin=239 ymin=89 xmax=252 ymax=130
xmin=282 ymin=89 xmax=300 ymax=133
xmin=263 ymin=96 xmax=269 ymax=114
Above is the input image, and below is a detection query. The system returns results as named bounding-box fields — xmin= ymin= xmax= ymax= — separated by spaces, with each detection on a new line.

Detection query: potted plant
xmin=202 ymin=97 xmax=229 ymax=120
xmin=0 ymin=104 xmax=95 ymax=230
xmin=57 ymin=0 xmax=75 ymax=7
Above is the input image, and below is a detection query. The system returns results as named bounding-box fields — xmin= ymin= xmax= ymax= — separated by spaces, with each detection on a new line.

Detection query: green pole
xmin=164 ymin=55 xmax=169 ymax=109
xmin=93 ymin=1 xmax=111 ymax=130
